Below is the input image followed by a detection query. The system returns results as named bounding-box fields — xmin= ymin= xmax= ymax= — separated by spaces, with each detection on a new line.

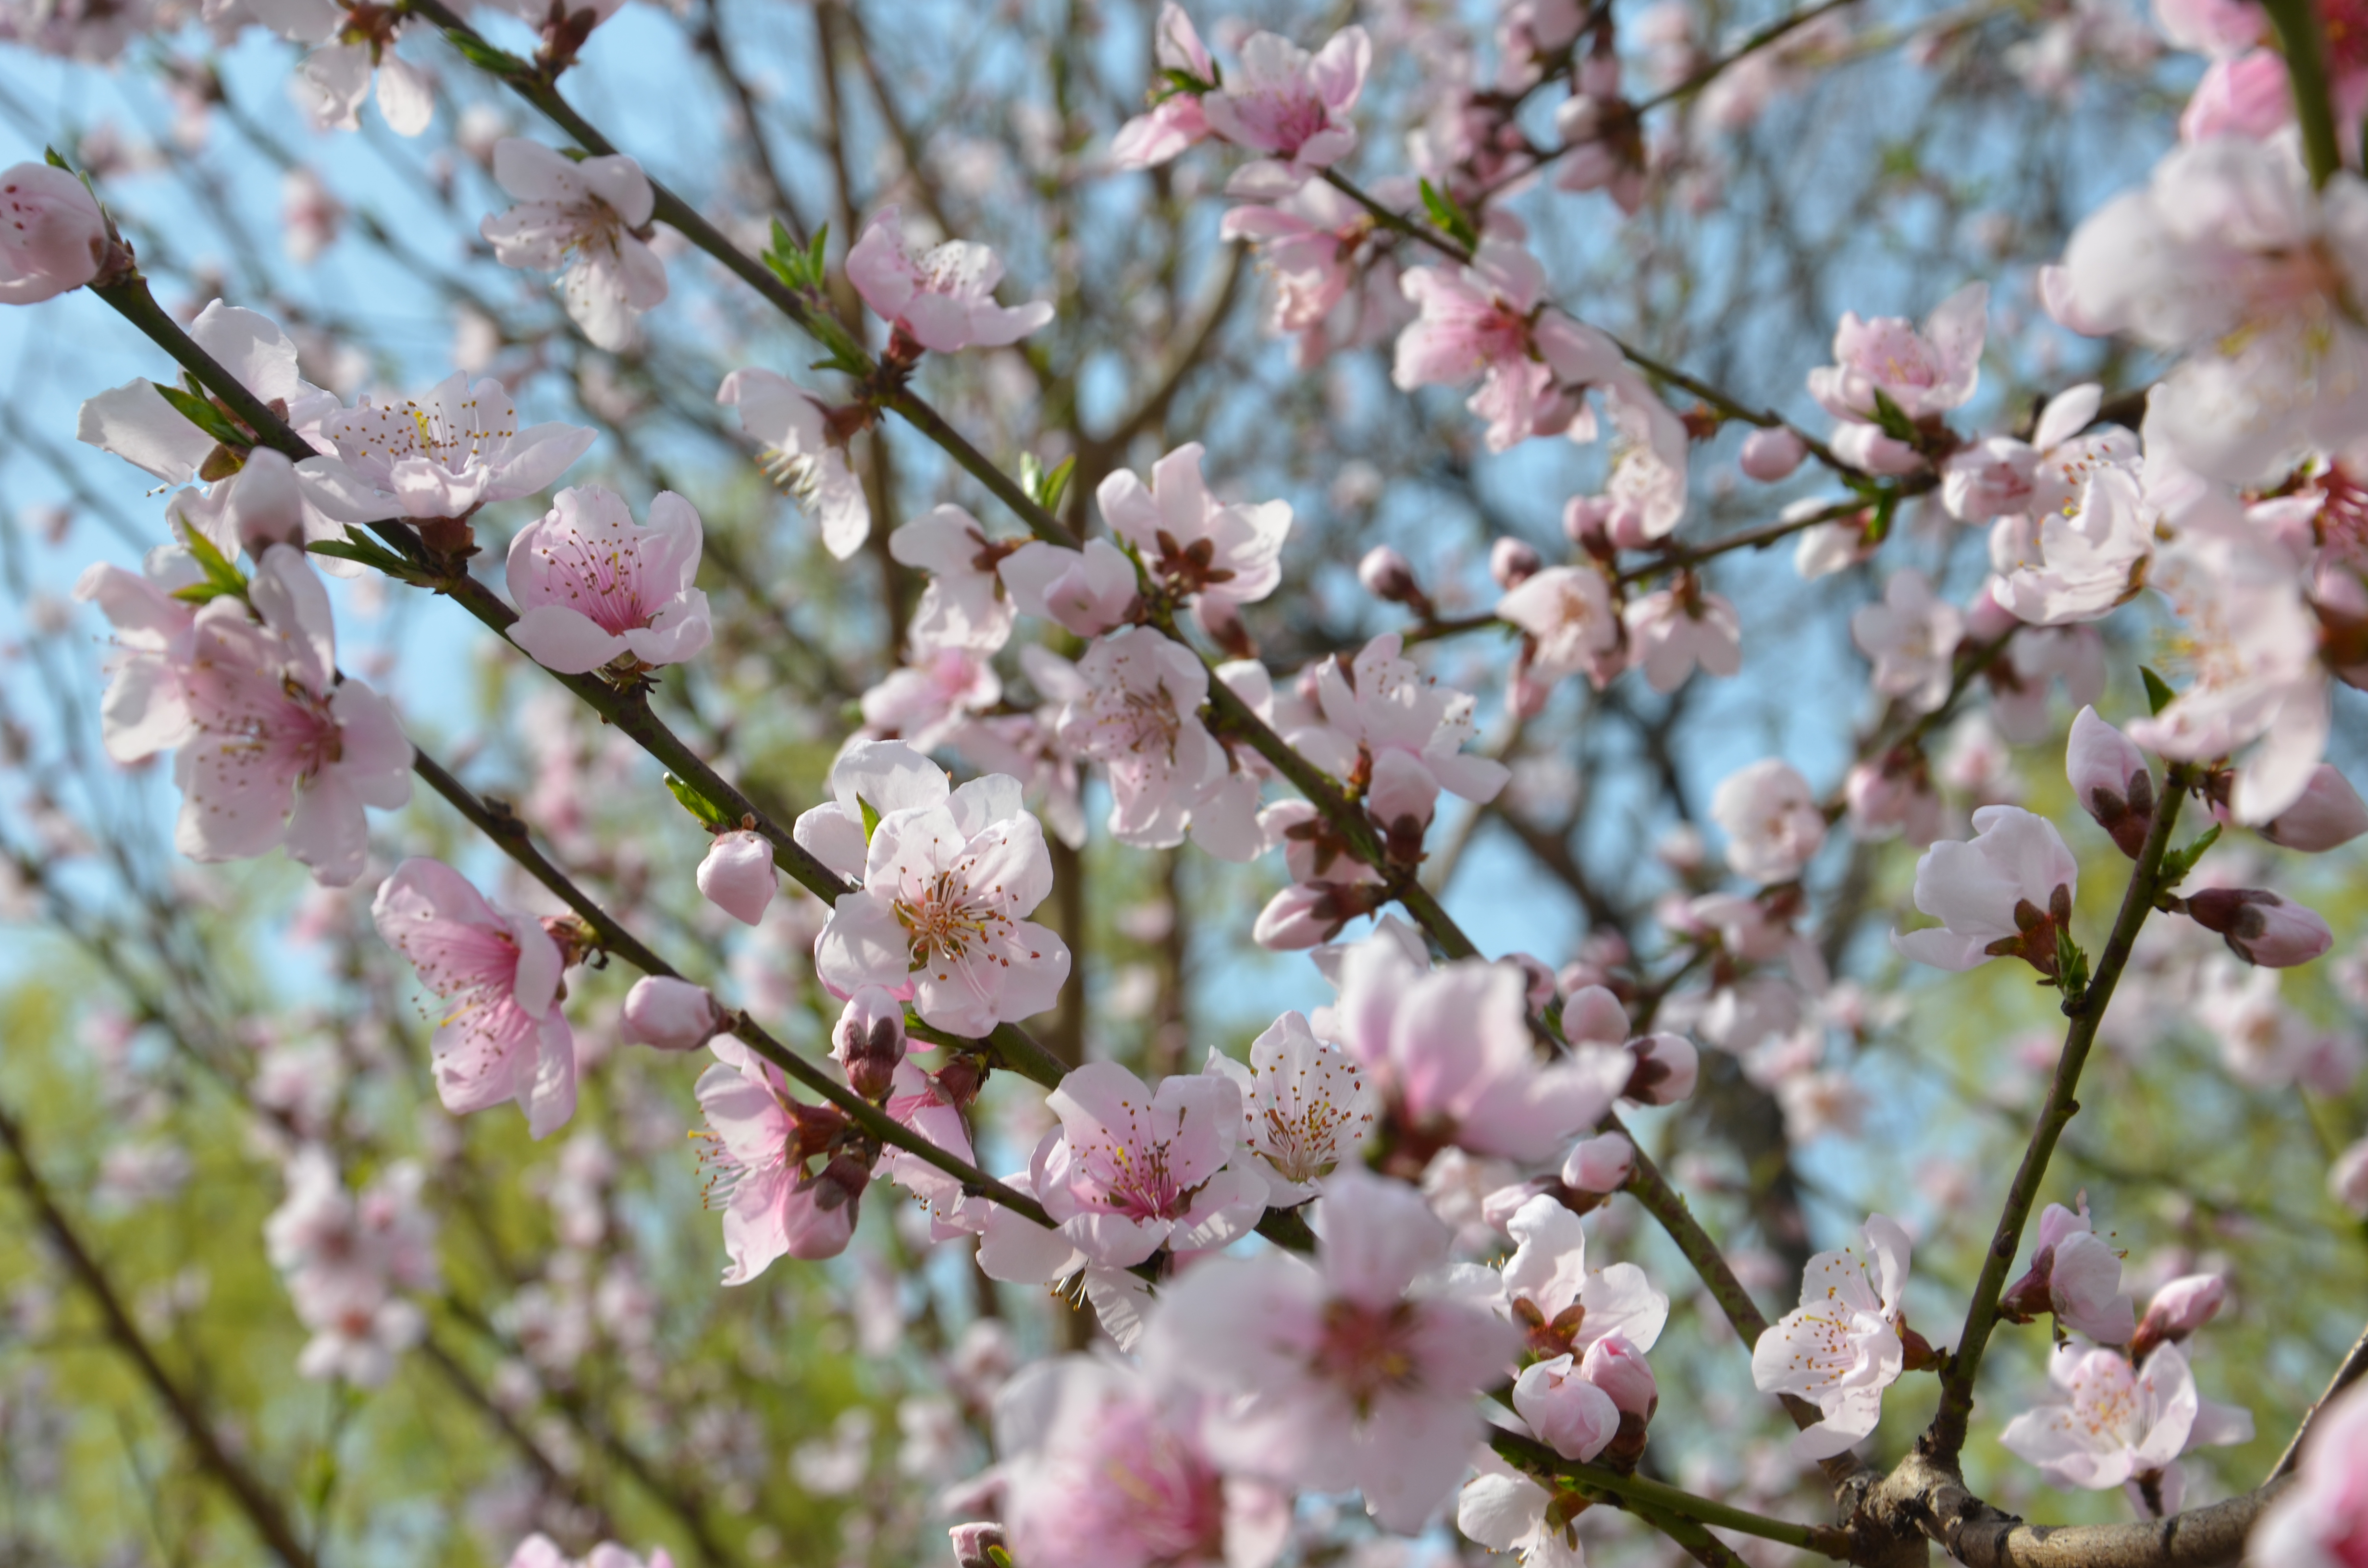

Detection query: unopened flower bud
xmin=1512 ymin=1354 xmax=1620 ymax=1461
xmin=2183 ymin=888 xmax=2333 ymax=968
xmin=0 ymin=163 xmax=109 ymax=305
xmin=1580 ymin=1333 xmax=1658 ymax=1420
xmin=2130 ymin=1274 xmax=2226 ymax=1360
xmin=1562 ymin=984 xmax=1630 ymax=1047
xmin=1623 ymin=1033 xmax=1698 ymax=1105
xmin=1357 ymin=545 xmax=1426 ymax=608
xmin=831 ymin=985 xmax=907 ymax=1100
xmin=1562 ymin=1131 xmax=1634 ymax=1193
xmin=2259 ymin=765 xmax=2368 ymax=852
xmin=1738 ymin=427 xmax=1806 ymax=482
xmin=1563 ymin=494 xmax=1616 ymax=550
xmin=949 ymin=1523 xmax=1008 ymax=1568
xmin=1253 ymin=881 xmax=1367 ymax=950
xmin=697 ymin=830 xmax=777 ymax=925
xmin=1491 ymin=536 xmax=1543 ymax=589
xmin=1830 ymin=422 xmax=1924 ymax=475
xmin=2067 ymin=706 xmax=2154 ymax=858
xmin=620 ymin=976 xmax=724 ymax=1051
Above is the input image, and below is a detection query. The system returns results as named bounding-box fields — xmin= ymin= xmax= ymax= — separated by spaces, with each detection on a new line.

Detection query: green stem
xmin=2264 ymin=0 xmax=2343 ymax=188
xmin=1489 ymin=1430 xmax=1850 ymax=1560
xmin=1925 ymin=764 xmax=2192 ymax=1461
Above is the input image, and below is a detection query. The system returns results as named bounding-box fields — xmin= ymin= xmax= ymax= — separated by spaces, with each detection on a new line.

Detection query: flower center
xmin=1312 ymin=1298 xmax=1424 ymax=1413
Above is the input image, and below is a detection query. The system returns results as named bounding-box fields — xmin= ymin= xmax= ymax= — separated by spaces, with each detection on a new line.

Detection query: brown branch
xmin=0 ymin=1099 xmax=320 ymax=1568
xmin=1857 ymin=1451 xmax=2285 ymax=1568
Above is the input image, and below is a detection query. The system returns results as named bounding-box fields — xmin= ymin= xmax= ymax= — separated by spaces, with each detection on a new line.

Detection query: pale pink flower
xmin=244 ymin=0 xmax=434 ymax=135
xmin=2246 ymin=1377 xmax=2368 ymax=1566
xmin=846 ymin=206 xmax=1052 ymax=353
xmin=2180 ymin=48 xmax=2294 ymax=141
xmin=1851 ymin=570 xmax=1964 ymax=714
xmin=998 ymin=537 xmax=1142 ymax=637
xmin=373 ymin=857 xmax=577 ymax=1138
xmin=2000 ymin=1197 xmax=2136 ymax=1346
xmin=2000 ymin=1342 xmax=2252 ymax=1512
xmin=1808 ymin=282 xmax=1986 ymax=424
xmin=267 ymin=1148 xmax=437 ymax=1387
xmin=2330 ymin=1139 xmax=2368 ymax=1217
xmin=1201 ymin=25 xmax=1369 ymax=196
xmin=481 ymin=138 xmax=666 ymax=352
xmin=620 ymin=977 xmax=722 ymax=1052
xmin=308 ymin=372 xmax=595 ymax=527
xmin=2259 ymin=765 xmax=2368 ymax=851
xmin=1220 ymin=180 xmax=1373 ymax=336
xmin=1751 ymin=1213 xmax=1913 ymax=1459
xmin=1498 ymin=565 xmax=1620 ymax=701
xmin=78 ymin=301 xmax=341 ymax=491
xmin=880 ymin=1054 xmax=981 ymax=1225
xmin=2183 ymin=887 xmax=2335 ymax=967
xmin=1145 ymin=1168 xmax=1518 ymax=1533
xmin=1846 ymin=754 xmax=1944 ymax=846
xmin=1326 ymin=933 xmax=1627 ymax=1164
xmin=2131 ymin=1274 xmax=2226 ymax=1359
xmin=2053 ymin=137 xmax=2368 ymax=483
xmin=791 ymin=737 xmax=953 ymax=881
xmin=829 ymin=985 xmax=905 ymax=1100
xmin=888 ymin=504 xmax=1017 ymax=654
xmin=992 ymin=1356 xmax=1289 ymax=1568
xmin=697 ymin=830 xmax=777 ymax=925
xmin=814 ymin=772 xmax=1071 ymax=1035
xmin=1894 ymin=806 xmax=2078 ymax=972
xmin=1030 ymin=1061 xmax=1266 ymax=1268
xmin=172 ymin=547 xmax=411 ymax=885
xmin=1710 ymin=759 xmax=1825 ymax=884
xmin=280 ymin=165 xmax=343 ymax=265
xmin=1394 ymin=239 xmax=1623 ymax=452
xmin=1500 ymin=1193 xmax=1669 ymax=1361
xmin=2069 ymin=705 xmax=2156 ymax=857
xmin=717 ymin=367 xmax=871 ymax=559
xmin=1290 ymin=632 xmax=1511 ymax=806
xmin=505 ymin=487 xmax=710 ymax=674
xmin=506 ymin=1537 xmax=675 ymax=1568
xmin=1097 ymin=442 xmax=1291 ymax=609
xmin=1624 ymin=586 xmax=1741 ymax=694
xmin=1990 ymin=464 xmax=2155 ymax=625
xmin=1564 ymin=1131 xmax=1634 ymax=1194
xmin=1514 ymin=1353 xmax=1620 ymax=1461
xmin=860 ymin=646 xmax=1001 ymax=752
xmin=74 ymin=549 xmax=200 ymax=764
xmin=1458 ymin=1451 xmax=1587 ymax=1568
xmin=1202 ymin=1011 xmax=1377 ymax=1204
xmin=1739 ymin=426 xmax=1807 ymax=481
xmin=1111 ymin=4 xmax=1218 ymax=169
xmin=692 ymin=1036 xmax=864 ymax=1280
xmin=0 ymin=162 xmax=107 ymax=303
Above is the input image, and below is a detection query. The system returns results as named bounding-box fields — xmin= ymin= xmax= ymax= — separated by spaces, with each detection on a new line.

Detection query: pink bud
xmin=620 ymin=976 xmax=723 ymax=1051
xmin=1482 ymin=1177 xmax=1561 ymax=1232
xmin=831 ymin=985 xmax=907 ymax=1100
xmin=1562 ymin=494 xmax=1616 ymax=548
xmin=2183 ymin=888 xmax=2334 ymax=968
xmin=1624 ymin=1033 xmax=1697 ymax=1105
xmin=697 ymin=830 xmax=777 ymax=926
xmin=1561 ymin=984 xmax=1630 ymax=1046
xmin=2331 ymin=1138 xmax=2368 ymax=1217
xmin=2130 ymin=1274 xmax=2226 ymax=1360
xmin=2178 ymin=48 xmax=2294 ymax=144
xmin=1739 ymin=427 xmax=1807 ymax=482
xmin=786 ymin=1154 xmax=867 ymax=1259
xmin=1579 ymin=1333 xmax=1658 ymax=1419
xmin=1357 ymin=545 xmax=1423 ymax=606
xmin=2068 ymin=707 xmax=2154 ymax=858
xmin=1491 ymin=536 xmax=1543 ymax=588
xmin=2260 ymin=765 xmax=2368 ymax=852
xmin=949 ymin=1524 xmax=1008 ymax=1568
xmin=1562 ymin=1131 xmax=1634 ymax=1193
xmin=1830 ymin=423 xmax=1924 ymax=476
xmin=1512 ymin=1355 xmax=1620 ymax=1461
xmin=0 ymin=163 xmax=109 ymax=305
xmin=1252 ymin=882 xmax=1353 ymax=950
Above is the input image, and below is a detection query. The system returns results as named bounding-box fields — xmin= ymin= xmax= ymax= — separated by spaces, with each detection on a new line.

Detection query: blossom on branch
xmin=1710 ymin=758 xmax=1825 ymax=884
xmin=847 ymin=205 xmax=1053 ymax=354
xmin=718 ymin=367 xmax=873 ymax=560
xmin=1999 ymin=1341 xmax=2252 ymax=1515
xmin=1030 ymin=1060 xmax=1267 ymax=1268
xmin=692 ymin=1037 xmax=864 ymax=1280
xmin=1893 ymin=805 xmax=2079 ymax=975
xmin=1202 ymin=24 xmax=1369 ymax=196
xmin=1096 ymin=441 xmax=1291 ymax=609
xmin=1202 ymin=1010 xmax=1376 ymax=1204
xmin=506 ymin=486 xmax=712 ymax=675
xmin=1111 ymin=3 xmax=1218 ymax=169
xmin=481 ymin=138 xmax=667 ymax=352
xmin=0 ymin=162 xmax=108 ymax=303
xmin=2246 ymin=1377 xmax=2368 ymax=1565
xmin=310 ymin=372 xmax=596 ymax=527
xmin=1751 ymin=1213 xmax=1915 ymax=1459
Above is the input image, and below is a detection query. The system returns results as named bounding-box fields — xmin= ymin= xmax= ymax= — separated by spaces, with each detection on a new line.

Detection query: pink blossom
xmin=830 ymin=985 xmax=905 ymax=1100
xmin=1563 ymin=1131 xmax=1634 ymax=1193
xmin=1457 ymin=1451 xmax=1588 ymax=1568
xmin=2181 ymin=48 xmax=2294 ymax=141
xmin=692 ymin=1036 xmax=863 ymax=1280
xmin=1894 ymin=806 xmax=2078 ymax=972
xmin=697 ymin=831 xmax=777 ymax=926
xmin=1751 ymin=1214 xmax=1913 ymax=1459
xmin=619 ymin=976 xmax=722 ymax=1052
xmin=1500 ymin=1193 xmax=1670 ymax=1361
xmin=1624 ymin=587 xmax=1743 ymax=694
xmin=846 ymin=206 xmax=1053 ymax=353
xmin=992 ymin=1356 xmax=1289 ymax=1568
xmin=74 ymin=549 xmax=200 ymax=764
xmin=2331 ymin=1139 xmax=2368 ymax=1217
xmin=717 ymin=368 xmax=871 ymax=559
xmin=1739 ymin=426 xmax=1807 ymax=481
xmin=505 ymin=487 xmax=711 ymax=674
xmin=1145 ymin=1167 xmax=1517 ymax=1533
xmin=506 ymin=1535 xmax=673 ymax=1568
xmin=481 ymin=138 xmax=666 ymax=352
xmin=1999 ymin=1197 xmax=2136 ymax=1346
xmin=1846 ymin=754 xmax=1944 ymax=846
xmin=1290 ymin=632 xmax=1511 ymax=806
xmin=1622 ymin=1033 xmax=1698 ymax=1105
xmin=2069 ymin=705 xmax=2155 ymax=858
xmin=998 ymin=537 xmax=1142 ymax=637
xmin=2131 ymin=1274 xmax=2226 ymax=1359
xmin=78 ymin=302 xmax=342 ymax=491
xmin=1807 ymin=282 xmax=1986 ymax=424
xmin=1097 ymin=442 xmax=1291 ymax=609
xmin=1499 ymin=565 xmax=1622 ymax=703
xmin=2247 ymin=1377 xmax=2368 ymax=1566
xmin=1583 ymin=1333 xmax=1659 ymax=1420
xmin=1999 ymin=1342 xmax=2252 ymax=1510
xmin=1220 ymin=180 xmax=1373 ymax=337
xmin=1514 ymin=1353 xmax=1620 ymax=1461
xmin=1111 ymin=5 xmax=1217 ymax=168
xmin=1030 ymin=1060 xmax=1266 ymax=1268
xmin=0 ymin=162 xmax=108 ymax=304
xmin=1852 ymin=570 xmax=1964 ymax=714
xmin=860 ymin=646 xmax=1001 ymax=751
xmin=265 ymin=1147 xmax=438 ymax=1387
xmin=888 ymin=504 xmax=1018 ymax=654
xmin=1201 ymin=25 xmax=1369 ymax=195
xmin=309 ymin=371 xmax=596 ymax=526
xmin=1327 ymin=933 xmax=1627 ymax=1164
xmin=790 ymin=737 xmax=953 ymax=881
xmin=814 ymin=772 xmax=1070 ymax=1035
xmin=171 ymin=547 xmax=412 ymax=885
xmin=244 ymin=0 xmax=434 ymax=135
xmin=1990 ymin=464 xmax=2155 ymax=625
xmin=373 ymin=857 xmax=577 ymax=1138
xmin=2259 ymin=765 xmax=2368 ymax=851
xmin=1710 ymin=759 xmax=1825 ymax=884
xmin=2183 ymin=887 xmax=2335 ymax=968
xmin=1203 ymin=1011 xmax=1376 ymax=1204
xmin=1057 ymin=627 xmax=1231 ymax=852
xmin=881 ymin=1055 xmax=983 ymax=1225
xmin=1394 ymin=239 xmax=1622 ymax=452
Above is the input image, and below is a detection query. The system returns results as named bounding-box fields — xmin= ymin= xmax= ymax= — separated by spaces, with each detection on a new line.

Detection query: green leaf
xmin=168 ymin=581 xmax=240 ymax=605
xmin=663 ymin=772 xmax=731 ymax=829
xmin=2141 ymin=666 xmax=2177 ymax=714
xmin=807 ymin=221 xmax=828 ymax=282
xmin=1036 ymin=454 xmax=1075 ymax=516
xmin=180 ymin=524 xmax=248 ymax=595
xmin=2053 ymin=926 xmax=2090 ymax=1009
xmin=2158 ymin=823 xmax=2222 ymax=890
xmin=1868 ymin=386 xmax=1919 ymax=444
xmin=984 ymin=1548 xmax=1015 ymax=1568
xmin=858 ymin=795 xmax=883 ymax=843
xmin=445 ymin=29 xmax=526 ymax=76
xmin=153 ymin=382 xmax=251 ymax=449
xmin=1418 ymin=178 xmax=1479 ymax=251
xmin=306 ymin=537 xmax=417 ymax=576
